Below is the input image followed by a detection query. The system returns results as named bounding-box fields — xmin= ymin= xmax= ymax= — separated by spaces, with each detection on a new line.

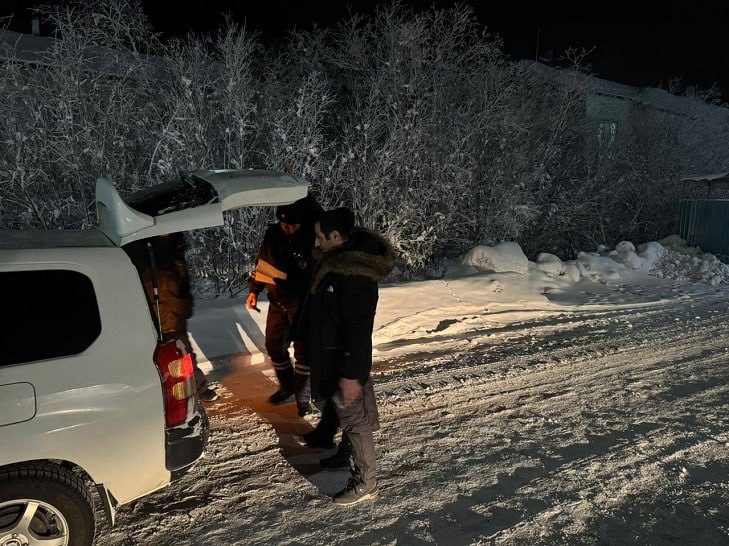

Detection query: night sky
xmin=2 ymin=0 xmax=729 ymax=99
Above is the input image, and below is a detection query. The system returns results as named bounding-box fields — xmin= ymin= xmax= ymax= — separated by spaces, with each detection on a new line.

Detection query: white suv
xmin=0 ymin=169 xmax=308 ymax=545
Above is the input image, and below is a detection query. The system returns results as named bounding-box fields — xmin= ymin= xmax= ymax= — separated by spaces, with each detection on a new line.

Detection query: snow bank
xmin=636 ymin=241 xmax=667 ymax=269
xmin=534 ymin=253 xmax=563 ymax=276
xmin=575 ymin=252 xmax=625 ymax=283
xmin=453 ymin=235 xmax=728 ymax=288
xmin=649 ymin=236 xmax=729 ymax=285
xmin=595 ymin=236 xmax=729 ymax=285
xmin=530 ymin=236 xmax=729 ymax=286
xmin=608 ymin=240 xmax=647 ymax=270
xmin=461 ymin=242 xmax=529 ymax=275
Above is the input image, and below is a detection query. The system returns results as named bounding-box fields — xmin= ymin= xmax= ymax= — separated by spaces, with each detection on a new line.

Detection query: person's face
xmin=279 ymin=221 xmax=300 ymax=236
xmin=314 ymin=222 xmax=342 ymax=252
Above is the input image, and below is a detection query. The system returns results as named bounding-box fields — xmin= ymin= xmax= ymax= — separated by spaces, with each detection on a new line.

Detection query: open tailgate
xmin=96 ymin=169 xmax=309 ymax=246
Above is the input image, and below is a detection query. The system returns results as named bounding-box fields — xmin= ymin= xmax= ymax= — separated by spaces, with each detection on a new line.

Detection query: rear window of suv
xmin=1 ymin=270 xmax=102 ymax=366
xmin=125 ymin=175 xmax=218 ymax=215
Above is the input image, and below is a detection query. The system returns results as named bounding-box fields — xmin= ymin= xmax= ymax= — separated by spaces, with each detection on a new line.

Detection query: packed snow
xmin=105 ymin=235 xmax=729 ymax=545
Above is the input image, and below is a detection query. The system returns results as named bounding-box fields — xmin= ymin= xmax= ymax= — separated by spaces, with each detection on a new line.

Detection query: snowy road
xmin=106 ymin=287 xmax=729 ymax=545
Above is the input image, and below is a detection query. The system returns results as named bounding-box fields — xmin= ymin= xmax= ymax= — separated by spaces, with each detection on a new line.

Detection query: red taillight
xmin=154 ymin=339 xmax=194 ymax=428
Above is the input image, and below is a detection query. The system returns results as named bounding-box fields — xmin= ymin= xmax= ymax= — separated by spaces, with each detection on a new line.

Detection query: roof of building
xmin=0 ymin=29 xmax=55 ymax=64
xmin=520 ymin=60 xmax=729 ymax=121
xmin=0 ymin=28 xmax=168 ymax=78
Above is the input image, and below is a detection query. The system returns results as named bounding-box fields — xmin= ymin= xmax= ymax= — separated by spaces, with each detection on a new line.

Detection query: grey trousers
xmin=333 ymin=378 xmax=378 ymax=487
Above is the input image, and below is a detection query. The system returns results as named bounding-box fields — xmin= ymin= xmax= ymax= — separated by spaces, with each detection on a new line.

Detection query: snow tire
xmin=0 ymin=462 xmax=96 ymax=546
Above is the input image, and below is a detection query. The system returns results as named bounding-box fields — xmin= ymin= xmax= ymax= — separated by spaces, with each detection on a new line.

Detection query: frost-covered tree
xmin=3 ymin=0 xmax=729 ymax=289
xmin=0 ymin=0 xmax=160 ymax=228
xmin=308 ymin=5 xmax=521 ymax=272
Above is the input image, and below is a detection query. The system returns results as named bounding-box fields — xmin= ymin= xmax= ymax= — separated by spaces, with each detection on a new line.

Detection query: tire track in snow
xmin=372 ymin=289 xmax=729 ymax=544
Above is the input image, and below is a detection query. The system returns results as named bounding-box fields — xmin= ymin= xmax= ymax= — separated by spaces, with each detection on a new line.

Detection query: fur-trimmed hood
xmin=310 ymin=228 xmax=395 ymax=293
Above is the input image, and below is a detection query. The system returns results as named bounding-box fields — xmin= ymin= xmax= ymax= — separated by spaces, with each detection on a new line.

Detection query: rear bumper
xmin=165 ymin=405 xmax=210 ymax=474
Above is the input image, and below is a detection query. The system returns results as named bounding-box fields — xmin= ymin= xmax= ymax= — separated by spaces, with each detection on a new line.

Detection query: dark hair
xmin=318 ymin=207 xmax=355 ymax=239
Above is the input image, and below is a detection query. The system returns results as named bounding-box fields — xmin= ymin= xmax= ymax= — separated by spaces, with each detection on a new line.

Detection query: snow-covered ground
xmin=105 ymin=237 xmax=729 ymax=545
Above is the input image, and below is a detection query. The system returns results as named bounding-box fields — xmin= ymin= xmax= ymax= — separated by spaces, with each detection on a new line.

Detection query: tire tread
xmin=0 ymin=462 xmax=96 ymax=545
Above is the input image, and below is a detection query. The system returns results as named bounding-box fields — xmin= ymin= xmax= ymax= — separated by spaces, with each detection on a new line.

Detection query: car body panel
xmin=0 ymin=247 xmax=169 ymax=504
xmin=0 ymin=382 xmax=36 ymax=426
xmin=196 ymin=169 xmax=310 ymax=208
xmin=0 ymin=229 xmax=114 ymax=250
xmin=96 ymin=169 xmax=309 ymax=246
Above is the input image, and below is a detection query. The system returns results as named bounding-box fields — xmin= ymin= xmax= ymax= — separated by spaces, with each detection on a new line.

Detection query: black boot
xmin=294 ymin=368 xmax=318 ymax=416
xmin=269 ymin=359 xmax=295 ymax=405
xmin=299 ymin=430 xmax=335 ymax=449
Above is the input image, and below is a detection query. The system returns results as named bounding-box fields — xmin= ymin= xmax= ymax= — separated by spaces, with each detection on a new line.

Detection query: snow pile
xmin=534 ymin=252 xmax=563 ymax=276
xmin=461 ymin=242 xmax=529 ymax=275
xmin=458 ymin=235 xmax=729 ymax=287
xmin=648 ymin=236 xmax=729 ymax=285
xmin=460 ymin=242 xmax=628 ymax=285
xmin=573 ymin=252 xmax=626 ymax=283
xmin=610 ymin=240 xmax=647 ymax=270
xmin=534 ymin=252 xmax=583 ymax=283
xmin=595 ymin=236 xmax=729 ymax=285
xmin=592 ymin=237 xmax=729 ymax=285
xmin=635 ymin=241 xmax=667 ymax=268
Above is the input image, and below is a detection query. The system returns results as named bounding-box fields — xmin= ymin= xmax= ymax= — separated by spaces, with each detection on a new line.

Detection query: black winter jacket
xmin=248 ymin=223 xmax=316 ymax=306
xmin=306 ymin=229 xmax=395 ymax=401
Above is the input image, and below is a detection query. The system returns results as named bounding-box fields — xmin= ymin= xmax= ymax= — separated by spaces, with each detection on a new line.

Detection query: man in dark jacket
xmin=246 ymin=198 xmax=320 ymax=415
xmin=304 ymin=207 xmax=394 ymax=505
xmin=124 ymin=233 xmax=218 ymax=402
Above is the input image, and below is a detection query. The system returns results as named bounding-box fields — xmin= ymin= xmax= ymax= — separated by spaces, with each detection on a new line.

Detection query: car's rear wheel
xmin=0 ymin=463 xmax=95 ymax=546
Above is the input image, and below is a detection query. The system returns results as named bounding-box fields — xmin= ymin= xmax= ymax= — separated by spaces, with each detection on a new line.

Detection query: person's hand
xmin=339 ymin=377 xmax=362 ymax=406
xmin=246 ymin=293 xmax=260 ymax=312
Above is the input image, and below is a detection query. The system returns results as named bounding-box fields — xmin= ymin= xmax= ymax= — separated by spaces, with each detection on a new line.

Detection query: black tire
xmin=0 ymin=463 xmax=96 ymax=546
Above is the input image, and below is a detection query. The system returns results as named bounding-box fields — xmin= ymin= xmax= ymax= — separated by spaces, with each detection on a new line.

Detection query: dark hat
xmin=276 ymin=203 xmax=302 ymax=224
